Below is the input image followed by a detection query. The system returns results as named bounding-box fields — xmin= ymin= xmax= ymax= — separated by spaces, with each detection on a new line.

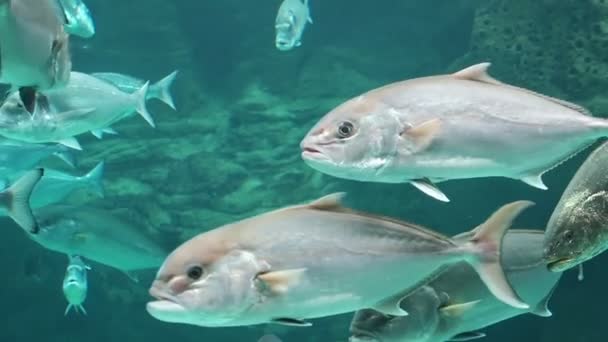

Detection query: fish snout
xmin=275 ymin=38 xmax=293 ymax=51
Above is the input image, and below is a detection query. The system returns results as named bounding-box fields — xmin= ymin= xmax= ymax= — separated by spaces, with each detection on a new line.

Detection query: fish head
xmin=62 ymin=263 xmax=87 ymax=303
xmin=545 ymin=191 xmax=608 ymax=272
xmin=0 ymin=91 xmax=32 ymax=125
xmin=60 ymin=0 xmax=96 ymax=38
xmin=300 ymin=97 xmax=400 ymax=180
xmin=275 ymin=10 xmax=299 ymax=51
xmin=147 ymin=237 xmax=266 ymax=327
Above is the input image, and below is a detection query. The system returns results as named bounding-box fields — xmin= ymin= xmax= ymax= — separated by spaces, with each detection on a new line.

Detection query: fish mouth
xmin=301 ymin=146 xmax=330 ymax=161
xmin=547 ymin=257 xmax=576 ymax=272
xmin=147 ymin=286 xmax=187 ymax=321
xmin=275 ymin=40 xmax=292 ymax=51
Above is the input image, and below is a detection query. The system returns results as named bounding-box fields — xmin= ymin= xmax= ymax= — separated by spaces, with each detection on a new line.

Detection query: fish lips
xmin=300 ymin=145 xmax=331 ymax=162
xmin=546 ymin=257 xmax=577 ymax=272
xmin=147 ymin=287 xmax=188 ymax=322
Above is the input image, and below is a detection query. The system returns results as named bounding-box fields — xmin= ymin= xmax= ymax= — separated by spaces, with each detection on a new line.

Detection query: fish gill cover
xmin=0 ymin=0 xmax=607 ymax=342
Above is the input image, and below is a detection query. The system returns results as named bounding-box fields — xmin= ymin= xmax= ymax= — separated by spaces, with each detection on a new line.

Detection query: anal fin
xmin=410 ymin=178 xmax=450 ymax=202
xmin=520 ymin=174 xmax=548 ymax=190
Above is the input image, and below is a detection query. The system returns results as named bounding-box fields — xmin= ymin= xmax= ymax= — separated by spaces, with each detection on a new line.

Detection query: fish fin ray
xmin=448 ymin=331 xmax=487 ymax=341
xmin=410 ymin=178 xmax=450 ymax=202
xmin=0 ymin=168 xmax=43 ymax=234
xmin=57 ymin=137 xmax=82 ymax=151
xmin=270 ymin=318 xmax=312 ymax=327
xmin=400 ymin=118 xmax=441 ymax=152
xmin=257 ymin=268 xmax=306 ymax=295
xmin=520 ymin=174 xmax=548 ymax=190
xmin=464 ymin=201 xmax=534 ymax=309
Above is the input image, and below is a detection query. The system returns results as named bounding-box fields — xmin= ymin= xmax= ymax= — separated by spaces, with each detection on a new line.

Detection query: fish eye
xmin=563 ymin=230 xmax=574 ymax=242
xmin=337 ymin=121 xmax=355 ymax=138
xmin=186 ymin=265 xmax=204 ymax=280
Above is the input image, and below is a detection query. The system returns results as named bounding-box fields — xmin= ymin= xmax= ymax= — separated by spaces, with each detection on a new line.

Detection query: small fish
xmin=0 ymin=139 xmax=75 ymax=172
xmin=0 ymin=168 xmax=43 ymax=233
xmin=31 ymin=205 xmax=167 ymax=273
xmin=300 ymin=63 xmax=608 ymax=202
xmin=91 ymin=71 xmax=178 ymax=110
xmin=0 ymin=0 xmax=71 ymax=90
xmin=146 ymin=193 xmax=531 ymax=328
xmin=275 ymin=0 xmax=312 ymax=51
xmin=544 ymin=140 xmax=608 ymax=272
xmin=57 ymin=0 xmax=95 ymax=38
xmin=62 ymin=254 xmax=90 ymax=315
xmin=349 ymin=230 xmax=562 ymax=342
xmin=0 ymin=71 xmax=153 ymax=149
xmin=28 ymin=160 xmax=105 ymax=208
xmin=258 ymin=334 xmax=283 ymax=342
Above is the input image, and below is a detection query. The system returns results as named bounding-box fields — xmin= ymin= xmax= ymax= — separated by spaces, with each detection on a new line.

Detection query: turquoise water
xmin=2 ymin=0 xmax=608 ymax=341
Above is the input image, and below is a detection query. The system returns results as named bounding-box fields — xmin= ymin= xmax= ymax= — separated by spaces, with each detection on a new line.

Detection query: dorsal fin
xmin=307 ymin=192 xmax=347 ymax=210
xmin=452 ymin=63 xmax=592 ymax=116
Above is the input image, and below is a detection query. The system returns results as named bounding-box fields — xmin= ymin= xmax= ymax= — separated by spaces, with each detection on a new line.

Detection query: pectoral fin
xmin=520 ymin=174 xmax=548 ymax=190
xmin=400 ymin=118 xmax=442 ymax=152
xmin=448 ymin=331 xmax=486 ymax=341
xmin=57 ymin=137 xmax=82 ymax=150
xmin=257 ymin=268 xmax=306 ymax=295
xmin=439 ymin=300 xmax=481 ymax=318
xmin=531 ymin=281 xmax=559 ymax=317
xmin=271 ymin=317 xmax=312 ymax=327
xmin=410 ymin=178 xmax=450 ymax=202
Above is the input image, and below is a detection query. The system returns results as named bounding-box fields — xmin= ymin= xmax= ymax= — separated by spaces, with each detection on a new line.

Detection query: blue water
xmin=1 ymin=0 xmax=607 ymax=341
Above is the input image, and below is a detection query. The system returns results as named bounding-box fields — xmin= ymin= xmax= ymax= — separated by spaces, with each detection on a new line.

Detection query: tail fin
xmin=150 ymin=71 xmax=178 ymax=110
xmin=0 ymin=169 xmax=43 ymax=234
xmin=53 ymin=147 xmax=77 ymax=168
xmin=132 ymin=82 xmax=155 ymax=127
xmin=460 ymin=200 xmax=534 ymax=309
xmin=84 ymin=161 xmax=105 ymax=198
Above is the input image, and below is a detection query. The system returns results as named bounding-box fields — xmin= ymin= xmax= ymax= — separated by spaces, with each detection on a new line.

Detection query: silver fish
xmin=28 ymin=160 xmax=104 ymax=208
xmin=62 ymin=254 xmax=90 ymax=315
xmin=0 ymin=71 xmax=153 ymax=149
xmin=91 ymin=70 xmax=178 ymax=110
xmin=58 ymin=0 xmax=95 ymax=38
xmin=146 ymin=193 xmax=532 ymax=328
xmin=0 ymin=0 xmax=71 ymax=90
xmin=32 ymin=205 xmax=166 ymax=272
xmin=545 ymin=141 xmax=608 ymax=272
xmin=0 ymin=168 xmax=42 ymax=233
xmin=275 ymin=0 xmax=312 ymax=51
xmin=349 ymin=230 xmax=562 ymax=342
xmin=300 ymin=63 xmax=608 ymax=202
xmin=0 ymin=139 xmax=75 ymax=172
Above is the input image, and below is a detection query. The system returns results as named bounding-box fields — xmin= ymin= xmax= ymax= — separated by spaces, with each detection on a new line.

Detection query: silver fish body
xmin=146 ymin=194 xmax=531 ymax=328
xmin=57 ymin=0 xmax=95 ymax=38
xmin=32 ymin=205 xmax=166 ymax=272
xmin=0 ymin=0 xmax=71 ymax=89
xmin=349 ymin=230 xmax=562 ymax=342
xmin=91 ymin=70 xmax=178 ymax=110
xmin=0 ymin=71 xmax=153 ymax=147
xmin=0 ymin=139 xmax=74 ymax=173
xmin=62 ymin=254 xmax=89 ymax=315
xmin=545 ymin=141 xmax=608 ymax=272
xmin=275 ymin=0 xmax=312 ymax=51
xmin=300 ymin=63 xmax=608 ymax=202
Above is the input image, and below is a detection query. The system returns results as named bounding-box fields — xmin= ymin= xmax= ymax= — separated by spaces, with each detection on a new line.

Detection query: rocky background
xmin=2 ymin=0 xmax=608 ymax=341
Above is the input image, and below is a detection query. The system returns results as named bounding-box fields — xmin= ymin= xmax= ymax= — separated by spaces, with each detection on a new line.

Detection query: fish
xmin=57 ymin=0 xmax=95 ymax=38
xmin=62 ymin=254 xmax=90 ymax=315
xmin=91 ymin=70 xmax=178 ymax=110
xmin=349 ymin=230 xmax=562 ymax=342
xmin=31 ymin=205 xmax=167 ymax=273
xmin=28 ymin=160 xmax=105 ymax=208
xmin=0 ymin=139 xmax=75 ymax=172
xmin=275 ymin=0 xmax=312 ymax=51
xmin=0 ymin=0 xmax=71 ymax=90
xmin=0 ymin=168 xmax=43 ymax=233
xmin=146 ymin=193 xmax=532 ymax=328
xmin=0 ymin=71 xmax=153 ymax=149
xmin=300 ymin=63 xmax=608 ymax=202
xmin=544 ymin=140 xmax=608 ymax=272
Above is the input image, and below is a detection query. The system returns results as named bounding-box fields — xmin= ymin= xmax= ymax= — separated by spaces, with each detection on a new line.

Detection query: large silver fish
xmin=544 ymin=141 xmax=608 ymax=272
xmin=349 ymin=230 xmax=562 ymax=342
xmin=31 ymin=205 xmax=166 ymax=272
xmin=146 ymin=193 xmax=532 ymax=328
xmin=57 ymin=0 xmax=95 ymax=38
xmin=0 ymin=139 xmax=75 ymax=172
xmin=0 ymin=0 xmax=71 ymax=90
xmin=275 ymin=0 xmax=312 ymax=51
xmin=91 ymin=70 xmax=178 ymax=110
xmin=0 ymin=71 xmax=153 ymax=149
xmin=300 ymin=63 xmax=608 ymax=202
xmin=62 ymin=254 xmax=90 ymax=315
